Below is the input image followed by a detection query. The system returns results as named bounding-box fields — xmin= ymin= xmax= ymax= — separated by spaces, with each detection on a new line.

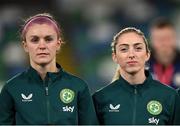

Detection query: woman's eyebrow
xmin=134 ymin=43 xmax=144 ymax=46
xmin=29 ymin=35 xmax=38 ymax=37
xmin=117 ymin=42 xmax=144 ymax=47
xmin=44 ymin=35 xmax=53 ymax=38
xmin=118 ymin=44 xmax=129 ymax=47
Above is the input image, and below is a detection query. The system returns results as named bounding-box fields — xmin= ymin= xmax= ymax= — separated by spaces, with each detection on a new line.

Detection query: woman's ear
xmin=145 ymin=51 xmax=151 ymax=62
xmin=112 ymin=52 xmax=118 ymax=64
xmin=22 ymin=41 xmax=28 ymax=53
xmin=56 ymin=39 xmax=62 ymax=51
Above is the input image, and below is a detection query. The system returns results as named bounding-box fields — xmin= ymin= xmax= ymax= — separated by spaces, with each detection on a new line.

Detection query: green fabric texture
xmin=0 ymin=64 xmax=98 ymax=125
xmin=93 ymin=71 xmax=180 ymax=125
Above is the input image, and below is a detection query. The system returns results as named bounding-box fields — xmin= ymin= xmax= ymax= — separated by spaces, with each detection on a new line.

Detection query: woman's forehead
xmin=117 ymin=32 xmax=144 ymax=44
xmin=27 ymin=23 xmax=55 ymax=29
xmin=26 ymin=24 xmax=57 ymax=35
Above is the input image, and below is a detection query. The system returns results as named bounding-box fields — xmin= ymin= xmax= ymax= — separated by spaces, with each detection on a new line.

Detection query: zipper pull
xmin=45 ymin=87 xmax=49 ymax=96
xmin=134 ymin=86 xmax=137 ymax=94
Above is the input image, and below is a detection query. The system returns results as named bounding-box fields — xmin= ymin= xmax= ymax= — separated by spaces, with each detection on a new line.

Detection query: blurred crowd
xmin=0 ymin=0 xmax=180 ymax=93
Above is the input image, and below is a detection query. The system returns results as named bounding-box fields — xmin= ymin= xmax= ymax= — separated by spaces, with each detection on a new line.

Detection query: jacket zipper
xmin=132 ymin=87 xmax=137 ymax=124
xmin=44 ymin=82 xmax=50 ymax=124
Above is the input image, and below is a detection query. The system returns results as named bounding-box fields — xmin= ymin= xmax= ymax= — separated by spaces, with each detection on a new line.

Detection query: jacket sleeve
xmin=77 ymin=84 xmax=98 ymax=125
xmin=0 ymin=84 xmax=15 ymax=124
xmin=92 ymin=93 xmax=103 ymax=125
xmin=170 ymin=91 xmax=180 ymax=125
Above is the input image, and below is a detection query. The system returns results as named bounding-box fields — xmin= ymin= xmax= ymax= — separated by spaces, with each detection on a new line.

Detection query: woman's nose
xmin=128 ymin=49 xmax=135 ymax=59
xmin=38 ymin=40 xmax=46 ymax=49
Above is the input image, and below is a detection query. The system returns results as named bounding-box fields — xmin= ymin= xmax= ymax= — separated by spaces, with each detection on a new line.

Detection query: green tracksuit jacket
xmin=0 ymin=64 xmax=98 ymax=125
xmin=93 ymin=71 xmax=180 ymax=125
xmin=178 ymin=88 xmax=180 ymax=95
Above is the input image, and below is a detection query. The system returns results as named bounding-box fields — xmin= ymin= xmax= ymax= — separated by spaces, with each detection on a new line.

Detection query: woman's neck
xmin=30 ymin=61 xmax=57 ymax=80
xmin=120 ymin=68 xmax=146 ymax=85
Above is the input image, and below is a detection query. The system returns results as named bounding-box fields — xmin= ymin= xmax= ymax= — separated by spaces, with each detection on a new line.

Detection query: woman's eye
xmin=135 ymin=47 xmax=143 ymax=51
xmin=31 ymin=37 xmax=39 ymax=43
xmin=45 ymin=37 xmax=53 ymax=42
xmin=121 ymin=48 xmax=127 ymax=51
xmin=120 ymin=48 xmax=128 ymax=52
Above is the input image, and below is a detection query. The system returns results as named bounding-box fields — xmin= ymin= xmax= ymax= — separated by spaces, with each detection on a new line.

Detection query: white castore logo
xmin=109 ymin=104 xmax=120 ymax=112
xmin=21 ymin=93 xmax=33 ymax=102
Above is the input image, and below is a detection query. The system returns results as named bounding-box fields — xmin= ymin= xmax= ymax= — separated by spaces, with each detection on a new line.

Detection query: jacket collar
xmin=27 ymin=63 xmax=63 ymax=84
xmin=117 ymin=70 xmax=152 ymax=94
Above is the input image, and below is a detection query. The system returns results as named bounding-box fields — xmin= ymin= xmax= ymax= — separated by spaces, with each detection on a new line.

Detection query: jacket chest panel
xmin=99 ymin=91 xmax=170 ymax=125
xmin=13 ymin=84 xmax=78 ymax=124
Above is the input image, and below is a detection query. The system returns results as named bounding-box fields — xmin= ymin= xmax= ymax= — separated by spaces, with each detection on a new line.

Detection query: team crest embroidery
xmin=60 ymin=89 xmax=75 ymax=104
xmin=147 ymin=100 xmax=162 ymax=115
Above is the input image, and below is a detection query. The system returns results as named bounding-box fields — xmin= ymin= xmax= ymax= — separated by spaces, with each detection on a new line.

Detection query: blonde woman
xmin=93 ymin=27 xmax=180 ymax=125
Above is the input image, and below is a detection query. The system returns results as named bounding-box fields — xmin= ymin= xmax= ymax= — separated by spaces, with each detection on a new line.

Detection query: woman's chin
xmin=35 ymin=60 xmax=51 ymax=66
xmin=126 ymin=68 xmax=140 ymax=74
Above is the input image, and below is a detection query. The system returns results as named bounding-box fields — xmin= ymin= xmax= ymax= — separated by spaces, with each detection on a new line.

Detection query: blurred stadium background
xmin=0 ymin=0 xmax=180 ymax=93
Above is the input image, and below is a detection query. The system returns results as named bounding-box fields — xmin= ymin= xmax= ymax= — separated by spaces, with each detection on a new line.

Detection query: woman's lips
xmin=127 ymin=61 xmax=138 ymax=65
xmin=37 ymin=53 xmax=49 ymax=56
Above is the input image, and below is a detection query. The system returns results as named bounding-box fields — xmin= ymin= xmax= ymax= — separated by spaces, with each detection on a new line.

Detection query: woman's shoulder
xmin=6 ymin=70 xmax=27 ymax=84
xmin=61 ymin=70 xmax=89 ymax=89
xmin=150 ymin=79 xmax=177 ymax=94
xmin=93 ymin=80 xmax=120 ymax=98
xmin=62 ymin=70 xmax=85 ymax=82
xmin=2 ymin=71 xmax=27 ymax=91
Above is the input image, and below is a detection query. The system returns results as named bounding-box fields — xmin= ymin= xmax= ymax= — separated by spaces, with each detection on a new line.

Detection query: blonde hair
xmin=111 ymin=27 xmax=150 ymax=82
xmin=111 ymin=65 xmax=120 ymax=82
xmin=111 ymin=27 xmax=150 ymax=54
